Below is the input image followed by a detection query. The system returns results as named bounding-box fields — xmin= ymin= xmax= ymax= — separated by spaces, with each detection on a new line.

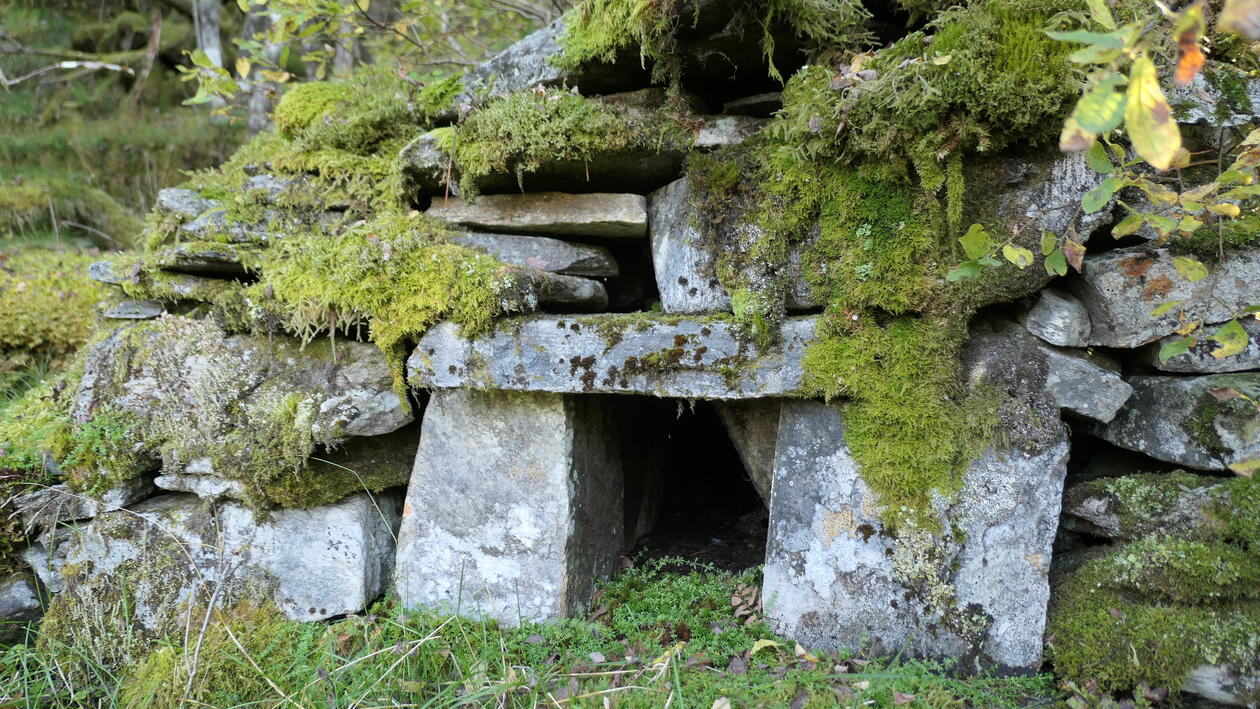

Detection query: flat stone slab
xmin=1070 ymin=246 xmax=1260 ymax=348
xmin=394 ymin=389 xmax=622 ymax=624
xmin=1140 ymin=317 xmax=1260 ymax=373
xmin=450 ymin=231 xmax=618 ymax=277
xmin=408 ymin=315 xmax=817 ymax=400
xmin=1022 ymin=288 xmax=1090 ymax=347
xmin=1094 ymin=373 xmax=1260 ymax=472
xmin=153 ymin=241 xmax=247 ymax=277
xmin=427 ymin=192 xmax=647 ymax=239
xmin=694 ymin=115 xmax=768 ymax=149
xmin=101 ymin=299 xmax=165 ymax=320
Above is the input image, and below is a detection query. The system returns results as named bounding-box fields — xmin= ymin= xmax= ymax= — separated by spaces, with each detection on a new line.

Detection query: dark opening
xmin=621 ymin=399 xmax=768 ymax=572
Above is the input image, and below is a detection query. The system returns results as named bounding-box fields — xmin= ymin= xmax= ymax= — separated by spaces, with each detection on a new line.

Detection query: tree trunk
xmin=243 ymin=6 xmax=284 ymax=134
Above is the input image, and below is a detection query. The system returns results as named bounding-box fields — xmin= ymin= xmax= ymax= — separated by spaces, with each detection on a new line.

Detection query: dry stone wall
xmin=3 ymin=7 xmax=1260 ymax=705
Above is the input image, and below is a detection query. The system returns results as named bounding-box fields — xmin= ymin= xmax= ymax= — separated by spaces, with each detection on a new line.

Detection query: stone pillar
xmin=713 ymin=399 xmax=782 ymax=504
xmin=394 ymin=389 xmax=624 ymax=624
xmin=763 ymin=400 xmax=1068 ymax=673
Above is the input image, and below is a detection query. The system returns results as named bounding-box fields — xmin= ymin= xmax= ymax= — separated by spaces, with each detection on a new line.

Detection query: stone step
xmin=449 ymin=231 xmax=618 ymax=277
xmin=427 ymin=192 xmax=647 ymax=239
xmin=408 ymin=314 xmax=816 ymax=400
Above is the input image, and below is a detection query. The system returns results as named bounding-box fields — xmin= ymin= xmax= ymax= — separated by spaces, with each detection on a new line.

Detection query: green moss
xmin=248 ymin=212 xmax=535 ymax=395
xmin=770 ymin=0 xmax=1086 ymax=175
xmin=1049 ymin=539 xmax=1260 ymax=700
xmin=0 ymin=173 xmax=143 ymax=245
xmin=1171 ymin=211 xmax=1260 ymax=258
xmin=0 ymin=248 xmax=108 ymax=363
xmin=801 ymin=317 xmax=996 ymax=523
xmin=557 ymin=0 xmax=871 ymax=83
xmin=273 ymin=82 xmax=356 ymax=138
xmin=447 ymin=89 xmax=691 ymax=197
xmin=1072 ymin=471 xmax=1222 ymax=540
xmin=61 ymin=405 xmax=146 ymax=495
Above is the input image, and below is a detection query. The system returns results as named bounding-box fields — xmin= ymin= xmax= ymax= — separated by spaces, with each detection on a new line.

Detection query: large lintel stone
xmin=764 ymin=400 xmax=1069 ymax=673
xmin=393 ymin=389 xmax=623 ymax=624
xmin=408 ymin=315 xmax=817 ymax=399
xmin=427 ymin=192 xmax=647 ymax=239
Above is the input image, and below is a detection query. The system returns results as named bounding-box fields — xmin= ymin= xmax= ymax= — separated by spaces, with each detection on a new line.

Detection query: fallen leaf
xmin=726 ymin=655 xmax=748 ymax=676
xmin=711 ymin=699 xmax=732 ymax=709
xmin=894 ymin=692 xmax=918 ymax=705
xmin=1209 ymin=386 xmax=1240 ymax=401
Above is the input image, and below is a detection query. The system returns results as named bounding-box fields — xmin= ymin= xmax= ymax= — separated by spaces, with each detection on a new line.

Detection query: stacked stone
xmin=3 ymin=10 xmax=1259 ymax=706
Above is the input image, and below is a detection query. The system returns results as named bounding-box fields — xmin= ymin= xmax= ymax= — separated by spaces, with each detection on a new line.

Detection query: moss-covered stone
xmin=0 ymin=249 xmax=109 ymax=363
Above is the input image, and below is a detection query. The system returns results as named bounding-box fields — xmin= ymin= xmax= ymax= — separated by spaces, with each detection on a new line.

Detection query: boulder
xmin=450 ymin=231 xmax=618 ymax=277
xmin=408 ymin=314 xmax=817 ymax=400
xmin=1183 ymin=664 xmax=1260 ymax=707
xmin=71 ymin=317 xmax=413 ymax=500
xmin=43 ymin=491 xmax=399 ymax=627
xmin=694 ymin=116 xmax=768 ymax=149
xmin=394 ymin=389 xmax=623 ymax=624
xmin=427 ymin=192 xmax=648 ymax=239
xmin=1095 ymin=373 xmax=1260 ymax=472
xmin=1022 ymin=289 xmax=1090 ymax=347
xmin=648 ymin=178 xmax=731 ymax=313
xmin=0 ymin=572 xmax=42 ymax=644
xmin=1070 ymin=246 xmax=1260 ymax=348
xmin=713 ymin=400 xmax=780 ymax=502
xmin=763 ymin=399 xmax=1069 ymax=672
xmin=1140 ymin=317 xmax=1260 ymax=374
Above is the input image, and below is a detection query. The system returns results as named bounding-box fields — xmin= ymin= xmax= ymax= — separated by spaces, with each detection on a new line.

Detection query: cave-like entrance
xmin=617 ymin=398 xmax=768 ymax=572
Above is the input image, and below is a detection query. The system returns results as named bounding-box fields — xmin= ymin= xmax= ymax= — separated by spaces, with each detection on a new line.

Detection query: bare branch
xmin=0 ymin=60 xmax=135 ymax=88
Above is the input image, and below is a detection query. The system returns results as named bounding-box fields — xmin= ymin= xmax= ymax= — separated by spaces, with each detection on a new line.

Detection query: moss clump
xmin=0 ymin=249 xmax=109 ymax=361
xmin=1171 ymin=211 xmax=1260 ymax=258
xmin=443 ymin=89 xmax=692 ymax=196
xmin=1049 ymin=543 xmax=1260 ymax=700
xmin=248 ymin=211 xmax=533 ymax=394
xmin=273 ymin=81 xmax=356 ymax=138
xmin=771 ymin=0 xmax=1088 ymax=176
xmin=0 ymin=173 xmax=143 ymax=245
xmin=557 ymin=0 xmax=872 ymax=82
xmin=802 ymin=316 xmax=996 ymax=520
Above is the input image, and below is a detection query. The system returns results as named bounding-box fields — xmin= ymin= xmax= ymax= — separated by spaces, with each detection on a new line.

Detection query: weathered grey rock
xmin=72 ymin=317 xmax=412 ymax=496
xmin=979 ymin=151 xmax=1115 ymax=241
xmin=1183 ymin=664 xmax=1260 ymax=707
xmin=1041 ymin=346 xmax=1132 ymax=423
xmin=0 ymin=573 xmax=42 ymax=644
xmin=399 ymin=133 xmax=455 ymax=197
xmin=13 ymin=477 xmax=155 ymax=532
xmin=394 ymin=389 xmax=623 ymax=624
xmin=101 ymin=299 xmax=165 ymax=320
xmin=722 ymin=92 xmax=782 ymax=117
xmin=450 ymin=231 xmax=618 ymax=277
xmin=1070 ymin=246 xmax=1260 ymax=348
xmin=180 ymin=206 xmax=277 ymax=243
xmin=456 ymin=18 xmax=648 ymax=107
xmin=154 ymin=467 xmax=247 ymax=500
xmin=694 ymin=115 xmax=768 ymax=149
xmin=153 ymin=242 xmax=247 ymax=277
xmin=525 ymin=270 xmax=609 ymax=312
xmin=1096 ymin=373 xmax=1260 ymax=472
xmin=408 ymin=315 xmax=817 ymax=400
xmin=22 ymin=542 xmax=68 ymax=596
xmin=156 ymin=187 xmax=216 ymax=220
xmin=714 ymin=400 xmax=781 ymax=503
xmin=1061 ymin=471 xmax=1227 ymax=540
xmin=243 ymin=173 xmax=299 ymax=202
xmin=1022 ymin=289 xmax=1090 ymax=347
xmin=763 ymin=399 xmax=1069 ymax=672
xmin=46 ymin=491 xmax=399 ymax=625
xmin=648 ymin=178 xmax=730 ymax=313
xmin=89 ymin=258 xmax=137 ymax=285
xmin=1141 ymin=317 xmax=1260 ymax=373
xmin=1167 ymin=72 xmax=1260 ymax=128
xmin=969 ymin=318 xmax=1130 ymax=423
xmin=427 ymin=192 xmax=647 ymax=239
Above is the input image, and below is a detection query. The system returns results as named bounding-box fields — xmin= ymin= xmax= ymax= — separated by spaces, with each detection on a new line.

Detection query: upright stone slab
xmin=648 ymin=178 xmax=730 ymax=313
xmin=394 ymin=389 xmax=623 ymax=624
xmin=764 ymin=400 xmax=1069 ymax=672
xmin=714 ymin=399 xmax=781 ymax=502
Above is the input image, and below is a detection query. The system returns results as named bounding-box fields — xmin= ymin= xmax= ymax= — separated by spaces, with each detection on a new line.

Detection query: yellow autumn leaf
xmin=750 ymin=639 xmax=781 ymax=656
xmin=235 ymin=57 xmax=251 ymax=78
xmin=1125 ymin=55 xmax=1181 ymax=170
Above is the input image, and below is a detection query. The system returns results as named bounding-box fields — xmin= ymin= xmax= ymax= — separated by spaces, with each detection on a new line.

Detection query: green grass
xmin=0 ymin=558 xmax=1058 ymax=708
